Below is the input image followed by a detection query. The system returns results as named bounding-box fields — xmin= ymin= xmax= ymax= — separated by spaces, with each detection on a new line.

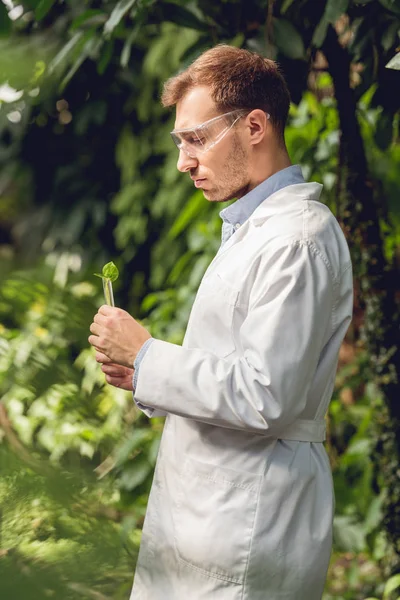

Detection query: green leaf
xmin=119 ymin=458 xmax=152 ymax=491
xmin=383 ymin=574 xmax=400 ymax=599
xmin=374 ymin=112 xmax=394 ymax=150
xmin=312 ymin=17 xmax=329 ymax=48
xmin=0 ymin=3 xmax=11 ymax=34
xmin=35 ymin=0 xmax=55 ymax=21
xmin=114 ymin=429 xmax=150 ymax=466
xmin=97 ymin=39 xmax=114 ymax=75
xmin=378 ymin=0 xmax=400 ymax=15
xmin=325 ymin=0 xmax=349 ymax=23
xmin=48 ymin=32 xmax=84 ymax=74
xmin=386 ymin=53 xmax=400 ymax=69
xmin=168 ymin=191 xmax=206 ymax=239
xmin=333 ymin=515 xmax=366 ymax=552
xmin=312 ymin=0 xmax=348 ymax=48
xmin=363 ymin=494 xmax=383 ymax=534
xmin=102 ymin=261 xmax=119 ymax=282
xmin=161 ymin=3 xmax=209 ymax=32
xmin=281 ymin=0 xmax=296 ymax=14
xmin=104 ymin=0 xmax=137 ymax=36
xmin=71 ymin=9 xmax=107 ymax=31
xmin=121 ymin=22 xmax=141 ymax=67
xmin=273 ymin=18 xmax=305 ymax=60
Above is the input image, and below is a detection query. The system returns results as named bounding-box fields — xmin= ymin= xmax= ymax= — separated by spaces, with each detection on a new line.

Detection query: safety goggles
xmin=170 ymin=109 xmax=248 ymax=159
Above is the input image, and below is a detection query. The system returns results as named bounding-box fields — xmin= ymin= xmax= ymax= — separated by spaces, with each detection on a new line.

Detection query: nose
xmin=177 ymin=148 xmax=198 ymax=173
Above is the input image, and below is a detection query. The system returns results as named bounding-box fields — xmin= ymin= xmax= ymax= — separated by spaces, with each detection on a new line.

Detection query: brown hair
xmin=161 ymin=44 xmax=291 ymax=137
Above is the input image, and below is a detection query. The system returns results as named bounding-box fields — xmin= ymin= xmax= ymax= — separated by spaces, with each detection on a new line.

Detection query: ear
xmin=245 ymin=109 xmax=269 ymax=146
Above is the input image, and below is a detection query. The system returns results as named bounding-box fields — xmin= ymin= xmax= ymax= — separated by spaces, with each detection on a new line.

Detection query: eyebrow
xmin=173 ymin=113 xmax=219 ymax=131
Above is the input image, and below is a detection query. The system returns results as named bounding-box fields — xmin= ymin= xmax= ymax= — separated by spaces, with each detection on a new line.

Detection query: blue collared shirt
xmin=133 ymin=164 xmax=305 ymax=391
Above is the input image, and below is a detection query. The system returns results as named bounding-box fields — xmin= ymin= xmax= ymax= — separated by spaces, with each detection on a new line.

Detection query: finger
xmin=101 ymin=364 xmax=131 ymax=376
xmin=98 ymin=304 xmax=115 ymax=316
xmin=93 ymin=313 xmax=108 ymax=325
xmin=104 ymin=374 xmax=133 ymax=391
xmin=88 ymin=334 xmax=102 ymax=349
xmin=95 ymin=351 xmax=112 ymax=364
xmin=89 ymin=322 xmax=101 ymax=335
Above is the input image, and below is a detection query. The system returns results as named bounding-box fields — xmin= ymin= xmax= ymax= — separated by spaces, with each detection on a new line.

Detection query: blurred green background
xmin=1 ymin=0 xmax=400 ymax=598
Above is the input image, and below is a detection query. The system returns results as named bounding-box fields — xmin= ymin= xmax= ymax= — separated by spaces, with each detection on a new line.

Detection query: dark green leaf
xmin=325 ymin=0 xmax=349 ymax=23
xmin=378 ymin=0 xmax=400 ymax=15
xmin=161 ymin=3 xmax=209 ymax=32
xmin=374 ymin=112 xmax=394 ymax=149
xmin=34 ymin=0 xmax=55 ymax=21
xmin=104 ymin=0 xmax=137 ymax=36
xmin=349 ymin=16 xmax=373 ymax=61
xmin=121 ymin=22 xmax=141 ymax=67
xmin=281 ymin=0 xmax=296 ymax=14
xmin=381 ymin=20 xmax=399 ymax=51
xmin=312 ymin=17 xmax=329 ymax=48
xmin=97 ymin=40 xmax=114 ymax=75
xmin=0 ymin=3 xmax=11 ymax=34
xmin=273 ymin=19 xmax=305 ymax=59
xmin=180 ymin=35 xmax=212 ymax=67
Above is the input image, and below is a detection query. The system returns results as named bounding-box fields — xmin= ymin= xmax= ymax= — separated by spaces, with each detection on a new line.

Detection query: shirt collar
xmin=219 ymin=164 xmax=305 ymax=227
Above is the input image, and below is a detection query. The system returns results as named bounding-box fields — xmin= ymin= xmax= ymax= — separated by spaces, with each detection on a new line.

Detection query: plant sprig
xmin=94 ymin=261 xmax=119 ymax=306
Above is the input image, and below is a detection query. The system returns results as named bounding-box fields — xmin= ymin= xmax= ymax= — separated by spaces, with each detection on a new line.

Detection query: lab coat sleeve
xmin=134 ymin=240 xmax=336 ymax=433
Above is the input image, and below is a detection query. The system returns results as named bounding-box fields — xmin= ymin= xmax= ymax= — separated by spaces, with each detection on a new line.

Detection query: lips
xmin=194 ymin=178 xmax=206 ymax=188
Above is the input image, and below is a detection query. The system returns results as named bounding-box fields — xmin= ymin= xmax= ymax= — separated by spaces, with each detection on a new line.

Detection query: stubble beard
xmin=204 ymin=136 xmax=250 ymax=203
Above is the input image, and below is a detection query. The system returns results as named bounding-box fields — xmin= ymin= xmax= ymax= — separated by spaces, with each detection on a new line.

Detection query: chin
xmin=203 ymin=189 xmax=235 ymax=203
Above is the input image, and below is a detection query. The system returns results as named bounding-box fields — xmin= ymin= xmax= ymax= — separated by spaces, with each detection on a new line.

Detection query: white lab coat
xmin=130 ymin=182 xmax=353 ymax=600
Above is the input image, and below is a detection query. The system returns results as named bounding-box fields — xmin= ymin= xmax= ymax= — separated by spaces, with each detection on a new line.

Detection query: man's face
xmin=173 ymin=86 xmax=251 ymax=202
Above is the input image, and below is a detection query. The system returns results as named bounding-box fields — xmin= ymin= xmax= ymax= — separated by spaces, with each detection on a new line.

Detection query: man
xmin=89 ymin=45 xmax=353 ymax=599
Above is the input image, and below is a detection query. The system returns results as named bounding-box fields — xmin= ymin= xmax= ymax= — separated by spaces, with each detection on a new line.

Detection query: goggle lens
xmin=170 ymin=110 xmax=247 ymax=159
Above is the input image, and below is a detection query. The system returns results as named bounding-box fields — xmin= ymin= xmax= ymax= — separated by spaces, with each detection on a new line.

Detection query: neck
xmin=247 ymin=145 xmax=292 ymax=192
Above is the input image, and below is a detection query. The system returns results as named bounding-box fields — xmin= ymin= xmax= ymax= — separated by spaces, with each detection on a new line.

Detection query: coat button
xmin=234 ymin=223 xmax=241 ymax=230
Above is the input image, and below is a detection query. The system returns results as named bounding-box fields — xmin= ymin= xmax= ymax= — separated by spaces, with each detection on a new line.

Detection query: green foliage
xmin=1 ymin=0 xmax=400 ymax=597
xmin=94 ymin=261 xmax=120 ymax=284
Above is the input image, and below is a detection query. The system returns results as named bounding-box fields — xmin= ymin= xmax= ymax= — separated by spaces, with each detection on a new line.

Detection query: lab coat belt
xmin=277 ymin=418 xmax=326 ymax=442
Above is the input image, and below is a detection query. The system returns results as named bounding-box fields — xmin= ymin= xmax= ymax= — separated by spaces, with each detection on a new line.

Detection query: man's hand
xmin=88 ymin=305 xmax=151 ymax=368
xmin=96 ymin=351 xmax=134 ymax=391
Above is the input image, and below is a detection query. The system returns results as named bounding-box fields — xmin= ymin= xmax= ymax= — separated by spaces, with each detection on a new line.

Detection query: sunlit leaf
xmin=71 ymin=9 xmax=107 ymax=31
xmin=103 ymin=262 xmax=119 ymax=282
xmin=383 ymin=574 xmax=400 ymax=599
xmin=386 ymin=52 xmax=400 ymax=69
xmin=114 ymin=429 xmax=150 ymax=466
xmin=119 ymin=458 xmax=152 ymax=491
xmin=104 ymin=0 xmax=137 ymax=36
xmin=48 ymin=32 xmax=84 ymax=75
xmin=168 ymin=191 xmax=206 ymax=239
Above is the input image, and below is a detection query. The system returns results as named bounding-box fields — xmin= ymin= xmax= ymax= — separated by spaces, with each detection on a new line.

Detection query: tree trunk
xmin=322 ymin=24 xmax=400 ymax=566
